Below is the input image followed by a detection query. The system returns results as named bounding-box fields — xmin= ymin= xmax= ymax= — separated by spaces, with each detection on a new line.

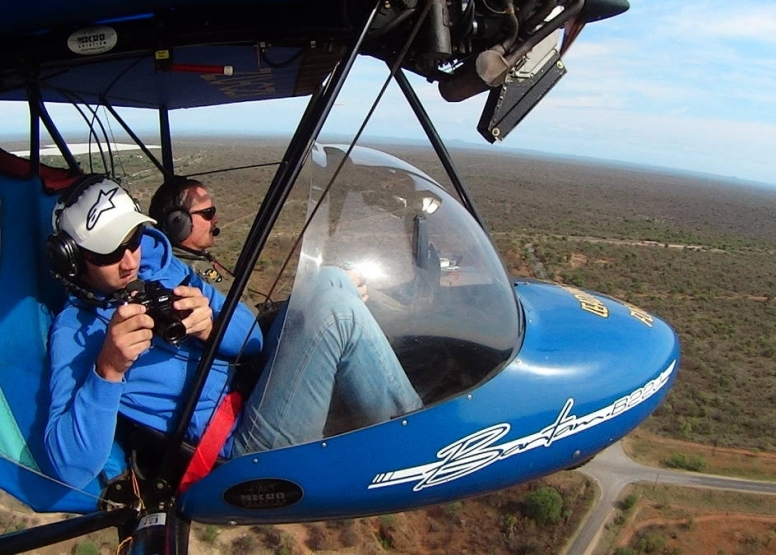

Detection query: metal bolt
xmin=492 ymin=128 xmax=500 ymax=138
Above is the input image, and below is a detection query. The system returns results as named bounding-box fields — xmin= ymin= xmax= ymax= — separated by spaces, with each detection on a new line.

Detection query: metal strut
xmin=0 ymin=507 xmax=138 ymax=554
xmin=158 ymin=0 xmax=386 ymax=489
xmin=392 ymin=67 xmax=486 ymax=229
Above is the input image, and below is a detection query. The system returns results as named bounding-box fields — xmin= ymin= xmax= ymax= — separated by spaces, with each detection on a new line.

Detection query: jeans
xmin=232 ymin=267 xmax=423 ymax=454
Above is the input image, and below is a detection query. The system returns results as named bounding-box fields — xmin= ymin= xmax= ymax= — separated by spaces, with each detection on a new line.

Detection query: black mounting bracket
xmin=477 ymin=52 xmax=567 ymax=144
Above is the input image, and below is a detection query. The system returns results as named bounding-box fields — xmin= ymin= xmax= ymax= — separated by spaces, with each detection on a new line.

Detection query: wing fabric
xmin=0 ymin=170 xmax=102 ymax=513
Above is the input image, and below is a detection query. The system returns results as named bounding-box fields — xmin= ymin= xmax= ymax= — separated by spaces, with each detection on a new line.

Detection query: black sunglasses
xmin=191 ymin=206 xmax=217 ymax=221
xmin=83 ymin=226 xmax=144 ymax=267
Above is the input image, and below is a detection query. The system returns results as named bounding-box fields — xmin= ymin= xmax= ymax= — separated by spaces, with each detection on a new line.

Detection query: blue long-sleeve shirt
xmin=45 ymin=227 xmax=263 ymax=488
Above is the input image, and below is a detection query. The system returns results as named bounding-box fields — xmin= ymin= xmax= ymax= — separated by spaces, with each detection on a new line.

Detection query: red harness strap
xmin=177 ymin=390 xmax=244 ymax=494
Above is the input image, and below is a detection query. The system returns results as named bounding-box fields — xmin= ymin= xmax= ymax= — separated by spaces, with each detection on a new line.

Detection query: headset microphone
xmin=212 ymin=227 xmax=221 ymax=237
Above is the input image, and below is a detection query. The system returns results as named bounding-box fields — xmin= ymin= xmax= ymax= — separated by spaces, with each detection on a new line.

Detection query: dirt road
xmin=562 ymin=442 xmax=776 ymax=555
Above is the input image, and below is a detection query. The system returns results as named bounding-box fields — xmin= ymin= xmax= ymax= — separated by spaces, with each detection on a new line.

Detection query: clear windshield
xmin=259 ymin=143 xmax=521 ymax=446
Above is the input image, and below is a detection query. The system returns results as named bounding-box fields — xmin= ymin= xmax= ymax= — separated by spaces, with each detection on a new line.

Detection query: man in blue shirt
xmin=46 ymin=175 xmax=422 ymax=488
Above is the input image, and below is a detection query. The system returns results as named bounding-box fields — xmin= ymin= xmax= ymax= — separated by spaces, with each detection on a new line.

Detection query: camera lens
xmin=154 ymin=311 xmax=187 ymax=344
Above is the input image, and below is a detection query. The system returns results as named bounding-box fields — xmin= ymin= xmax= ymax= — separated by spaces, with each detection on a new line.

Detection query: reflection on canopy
xmin=261 ymin=144 xmax=522 ymax=444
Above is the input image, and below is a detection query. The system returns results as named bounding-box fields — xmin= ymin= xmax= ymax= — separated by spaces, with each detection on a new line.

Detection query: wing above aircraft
xmin=0 ymin=0 xmax=629 ymax=138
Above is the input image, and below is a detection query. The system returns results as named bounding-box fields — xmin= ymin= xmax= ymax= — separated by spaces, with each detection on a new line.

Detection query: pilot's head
xmin=149 ymin=177 xmax=219 ymax=251
xmin=48 ymin=174 xmax=155 ymax=293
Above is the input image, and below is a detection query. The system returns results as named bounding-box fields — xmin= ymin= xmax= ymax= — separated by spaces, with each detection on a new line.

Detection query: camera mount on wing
xmin=407 ymin=0 xmax=629 ymax=142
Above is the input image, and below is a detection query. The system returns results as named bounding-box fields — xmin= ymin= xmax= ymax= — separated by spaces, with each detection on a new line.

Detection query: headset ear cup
xmin=164 ymin=208 xmax=192 ymax=245
xmin=47 ymin=232 xmax=84 ymax=278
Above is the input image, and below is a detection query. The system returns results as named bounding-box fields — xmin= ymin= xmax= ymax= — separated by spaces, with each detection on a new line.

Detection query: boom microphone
xmin=212 ymin=227 xmax=221 ymax=237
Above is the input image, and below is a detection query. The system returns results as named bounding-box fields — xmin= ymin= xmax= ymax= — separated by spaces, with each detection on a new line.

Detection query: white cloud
xmin=672 ymin=2 xmax=776 ymax=44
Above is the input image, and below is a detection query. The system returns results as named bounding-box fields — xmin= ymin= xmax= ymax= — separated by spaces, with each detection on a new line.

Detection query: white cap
xmin=58 ymin=177 xmax=156 ymax=254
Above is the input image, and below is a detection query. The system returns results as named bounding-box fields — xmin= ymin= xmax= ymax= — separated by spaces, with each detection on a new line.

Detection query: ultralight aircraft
xmin=0 ymin=0 xmax=680 ymax=552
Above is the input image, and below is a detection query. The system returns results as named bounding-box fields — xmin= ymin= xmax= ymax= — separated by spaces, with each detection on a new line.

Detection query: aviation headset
xmin=47 ymin=174 xmax=140 ymax=278
xmin=150 ymin=176 xmax=198 ymax=246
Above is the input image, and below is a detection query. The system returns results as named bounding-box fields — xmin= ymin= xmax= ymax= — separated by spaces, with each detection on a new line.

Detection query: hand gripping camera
xmin=121 ymin=279 xmax=191 ymax=344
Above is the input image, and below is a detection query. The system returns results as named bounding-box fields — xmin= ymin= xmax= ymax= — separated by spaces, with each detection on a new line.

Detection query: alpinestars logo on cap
xmin=86 ymin=187 xmax=119 ymax=230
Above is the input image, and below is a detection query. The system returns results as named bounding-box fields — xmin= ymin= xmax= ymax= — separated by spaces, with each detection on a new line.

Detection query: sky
xmin=1 ymin=0 xmax=775 ymax=186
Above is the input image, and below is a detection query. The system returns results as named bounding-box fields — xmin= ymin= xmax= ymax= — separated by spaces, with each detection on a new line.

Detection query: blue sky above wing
xmin=536 ymin=0 xmax=776 ymax=186
xmin=0 ymin=0 xmax=773 ymax=186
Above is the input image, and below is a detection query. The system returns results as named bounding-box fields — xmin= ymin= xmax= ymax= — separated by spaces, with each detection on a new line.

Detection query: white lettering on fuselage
xmin=369 ymin=361 xmax=675 ymax=491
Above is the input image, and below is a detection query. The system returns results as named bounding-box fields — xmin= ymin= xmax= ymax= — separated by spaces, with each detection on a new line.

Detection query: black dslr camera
xmin=122 ymin=279 xmax=190 ymax=344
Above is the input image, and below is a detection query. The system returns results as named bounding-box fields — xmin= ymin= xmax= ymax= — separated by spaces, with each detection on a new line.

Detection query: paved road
xmin=561 ymin=441 xmax=776 ymax=555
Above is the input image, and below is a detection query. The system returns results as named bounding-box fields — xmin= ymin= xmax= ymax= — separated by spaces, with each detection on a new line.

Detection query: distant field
xmin=50 ymin=136 xmax=776 ymax=452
